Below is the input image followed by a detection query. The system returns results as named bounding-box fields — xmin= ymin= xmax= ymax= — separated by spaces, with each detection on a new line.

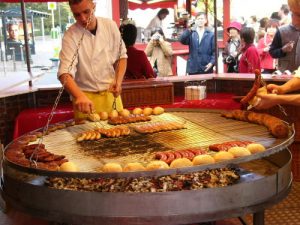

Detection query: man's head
xmin=69 ymin=0 xmax=96 ymax=31
xmin=120 ymin=24 xmax=137 ymax=47
xmin=7 ymin=23 xmax=19 ymax=40
xmin=157 ymin=8 xmax=169 ymax=21
xmin=195 ymin=12 xmax=207 ymax=28
xmin=279 ymin=4 xmax=290 ymax=18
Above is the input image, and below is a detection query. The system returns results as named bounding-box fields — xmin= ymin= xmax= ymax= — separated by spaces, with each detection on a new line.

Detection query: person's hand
xmin=74 ymin=94 xmax=94 ymax=114
xmin=254 ymin=93 xmax=279 ymax=110
xmin=282 ymin=41 xmax=294 ymax=53
xmin=151 ymin=33 xmax=161 ymax=41
xmin=267 ymin=84 xmax=284 ymax=94
xmin=263 ymin=46 xmax=270 ymax=52
xmin=109 ymin=81 xmax=122 ymax=97
xmin=204 ymin=63 xmax=213 ymax=72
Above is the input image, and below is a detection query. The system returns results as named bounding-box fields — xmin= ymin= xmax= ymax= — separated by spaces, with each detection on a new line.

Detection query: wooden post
xmin=111 ymin=0 xmax=120 ymax=26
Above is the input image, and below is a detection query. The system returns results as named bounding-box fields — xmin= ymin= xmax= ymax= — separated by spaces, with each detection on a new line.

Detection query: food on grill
xmin=143 ymin=107 xmax=153 ymax=116
xmin=119 ymin=109 xmax=130 ymax=117
xmin=108 ymin=114 xmax=151 ymax=125
xmin=108 ymin=109 xmax=119 ymax=118
xmin=153 ymin=106 xmax=164 ymax=115
xmin=102 ymin=163 xmax=123 ymax=172
xmin=76 ymin=131 xmax=102 ymax=142
xmin=228 ymin=147 xmax=251 ymax=158
xmin=87 ymin=113 xmax=100 ymax=122
xmin=76 ymin=126 xmax=130 ymax=141
xmin=99 ymin=111 xmax=109 ymax=120
xmin=246 ymin=143 xmax=266 ymax=154
xmin=213 ymin=151 xmax=234 ymax=162
xmin=248 ymin=86 xmax=268 ymax=106
xmin=170 ymin=158 xmax=193 ymax=168
xmin=132 ymin=107 xmax=143 ymax=115
xmin=123 ymin=162 xmax=146 ymax=172
xmin=221 ymin=110 xmax=289 ymax=138
xmin=155 ymin=148 xmax=206 ymax=164
xmin=46 ymin=168 xmax=240 ymax=192
xmin=60 ymin=161 xmax=79 ymax=172
xmin=209 ymin=141 xmax=253 ymax=152
xmin=133 ymin=121 xmax=185 ymax=134
xmin=146 ymin=161 xmax=169 ymax=170
xmin=192 ymin=155 xmax=215 ymax=165
xmin=240 ymin=69 xmax=263 ymax=105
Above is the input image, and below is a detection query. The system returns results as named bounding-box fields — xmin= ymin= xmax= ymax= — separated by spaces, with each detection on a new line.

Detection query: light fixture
xmin=147 ymin=0 xmax=168 ymax=4
xmin=128 ymin=0 xmax=143 ymax=4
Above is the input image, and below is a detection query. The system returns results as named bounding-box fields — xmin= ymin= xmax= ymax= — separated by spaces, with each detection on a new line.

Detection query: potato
xmin=246 ymin=143 xmax=266 ymax=154
xmin=153 ymin=106 xmax=164 ymax=115
xmin=119 ymin=109 xmax=130 ymax=117
xmin=143 ymin=107 xmax=153 ymax=116
xmin=213 ymin=151 xmax=234 ymax=162
xmin=228 ymin=147 xmax=251 ymax=158
xmin=123 ymin=162 xmax=145 ymax=172
xmin=146 ymin=161 xmax=169 ymax=170
xmin=99 ymin=111 xmax=108 ymax=120
xmin=170 ymin=158 xmax=193 ymax=168
xmin=102 ymin=163 xmax=123 ymax=172
xmin=108 ymin=109 xmax=118 ymax=118
xmin=192 ymin=154 xmax=215 ymax=165
xmin=132 ymin=107 xmax=143 ymax=115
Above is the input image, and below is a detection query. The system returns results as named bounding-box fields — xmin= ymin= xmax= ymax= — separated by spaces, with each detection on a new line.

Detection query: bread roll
xmin=60 ymin=162 xmax=79 ymax=172
xmin=246 ymin=143 xmax=266 ymax=154
xmin=170 ymin=158 xmax=193 ymax=168
xmin=153 ymin=106 xmax=164 ymax=115
xmin=119 ymin=109 xmax=130 ymax=117
xmin=192 ymin=155 xmax=215 ymax=165
xmin=123 ymin=162 xmax=145 ymax=172
xmin=228 ymin=147 xmax=251 ymax=158
xmin=143 ymin=107 xmax=153 ymax=116
xmin=213 ymin=151 xmax=234 ymax=162
xmin=102 ymin=163 xmax=123 ymax=172
xmin=99 ymin=112 xmax=108 ymax=120
xmin=132 ymin=107 xmax=143 ymax=115
xmin=146 ymin=161 xmax=169 ymax=170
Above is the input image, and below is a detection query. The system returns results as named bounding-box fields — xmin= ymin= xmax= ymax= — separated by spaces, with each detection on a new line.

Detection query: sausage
xmin=173 ymin=151 xmax=182 ymax=159
xmin=155 ymin=152 xmax=168 ymax=162
xmin=165 ymin=152 xmax=175 ymax=164
xmin=184 ymin=150 xmax=195 ymax=160
xmin=240 ymin=69 xmax=262 ymax=105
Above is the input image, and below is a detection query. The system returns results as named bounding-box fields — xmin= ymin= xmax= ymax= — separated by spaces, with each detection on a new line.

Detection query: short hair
xmin=157 ymin=8 xmax=169 ymax=17
xmin=280 ymin=4 xmax=289 ymax=15
xmin=266 ymin=19 xmax=280 ymax=30
xmin=270 ymin=12 xmax=281 ymax=20
xmin=195 ymin=12 xmax=207 ymax=19
xmin=240 ymin=27 xmax=255 ymax=44
xmin=69 ymin=0 xmax=90 ymax=5
xmin=259 ymin=17 xmax=269 ymax=28
xmin=7 ymin=22 xmax=18 ymax=31
xmin=120 ymin=24 xmax=137 ymax=47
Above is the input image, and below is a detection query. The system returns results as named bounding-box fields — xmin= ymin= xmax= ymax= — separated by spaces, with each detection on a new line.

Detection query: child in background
xmin=145 ymin=28 xmax=173 ymax=77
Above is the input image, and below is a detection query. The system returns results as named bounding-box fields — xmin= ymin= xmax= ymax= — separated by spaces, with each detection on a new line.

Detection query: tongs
xmin=112 ymin=97 xmax=117 ymax=111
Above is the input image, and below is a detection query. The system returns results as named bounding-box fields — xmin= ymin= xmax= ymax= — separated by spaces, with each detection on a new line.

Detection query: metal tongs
xmin=112 ymin=97 xmax=117 ymax=111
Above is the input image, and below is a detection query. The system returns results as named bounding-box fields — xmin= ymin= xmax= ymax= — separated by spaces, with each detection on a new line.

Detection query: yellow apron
xmin=73 ymin=91 xmax=123 ymax=119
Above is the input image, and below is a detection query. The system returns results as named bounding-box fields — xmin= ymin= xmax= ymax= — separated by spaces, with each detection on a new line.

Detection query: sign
xmin=48 ymin=2 xmax=57 ymax=10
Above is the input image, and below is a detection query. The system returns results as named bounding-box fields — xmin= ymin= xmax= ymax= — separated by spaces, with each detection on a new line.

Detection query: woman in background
xmin=222 ymin=21 xmax=241 ymax=73
xmin=120 ymin=24 xmax=156 ymax=80
xmin=257 ymin=19 xmax=280 ymax=74
xmin=145 ymin=28 xmax=173 ymax=77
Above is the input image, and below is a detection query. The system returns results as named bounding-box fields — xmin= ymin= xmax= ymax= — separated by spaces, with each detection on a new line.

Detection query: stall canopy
xmin=2 ymin=0 xmax=66 ymax=2
xmin=128 ymin=0 xmax=177 ymax=10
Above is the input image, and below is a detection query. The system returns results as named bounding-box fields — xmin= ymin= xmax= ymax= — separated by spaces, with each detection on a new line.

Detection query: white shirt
xmin=58 ymin=17 xmax=127 ymax=92
xmin=146 ymin=16 xmax=162 ymax=31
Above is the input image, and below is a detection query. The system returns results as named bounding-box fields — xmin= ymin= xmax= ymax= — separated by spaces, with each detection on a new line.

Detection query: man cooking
xmin=58 ymin=0 xmax=127 ymax=119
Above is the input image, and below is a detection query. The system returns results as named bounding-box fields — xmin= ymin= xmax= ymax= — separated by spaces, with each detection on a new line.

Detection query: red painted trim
xmin=111 ymin=0 xmax=120 ymax=25
xmin=128 ymin=1 xmax=176 ymax=10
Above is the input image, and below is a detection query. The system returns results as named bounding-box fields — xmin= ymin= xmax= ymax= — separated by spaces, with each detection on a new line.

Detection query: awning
xmin=1 ymin=0 xmax=66 ymax=2
xmin=128 ymin=1 xmax=177 ymax=10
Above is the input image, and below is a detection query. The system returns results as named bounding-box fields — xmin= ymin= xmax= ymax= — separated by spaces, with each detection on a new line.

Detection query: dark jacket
xmin=180 ymin=28 xmax=215 ymax=74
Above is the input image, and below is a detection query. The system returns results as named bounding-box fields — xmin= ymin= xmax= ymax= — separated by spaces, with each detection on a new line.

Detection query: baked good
xmin=123 ymin=162 xmax=145 ymax=172
xmin=192 ymin=154 xmax=215 ymax=165
xmin=170 ymin=158 xmax=193 ymax=168
xmin=228 ymin=147 xmax=251 ymax=158
xmin=146 ymin=160 xmax=169 ymax=170
xmin=246 ymin=143 xmax=266 ymax=154
xmin=102 ymin=163 xmax=123 ymax=172
xmin=60 ymin=162 xmax=79 ymax=172
xmin=153 ymin=106 xmax=164 ymax=115
xmin=213 ymin=151 xmax=234 ymax=162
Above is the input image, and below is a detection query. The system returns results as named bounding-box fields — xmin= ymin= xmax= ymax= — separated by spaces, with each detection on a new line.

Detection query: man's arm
xmin=269 ymin=30 xmax=286 ymax=59
xmin=59 ymin=73 xmax=94 ymax=114
xmin=110 ymin=58 xmax=127 ymax=97
xmin=255 ymin=93 xmax=300 ymax=110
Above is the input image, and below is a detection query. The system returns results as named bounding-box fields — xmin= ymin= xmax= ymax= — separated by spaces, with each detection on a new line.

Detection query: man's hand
xmin=254 ymin=94 xmax=279 ymax=110
xmin=282 ymin=41 xmax=294 ymax=53
xmin=109 ymin=81 xmax=122 ymax=97
xmin=74 ymin=95 xmax=94 ymax=114
xmin=204 ymin=63 xmax=213 ymax=72
xmin=267 ymin=84 xmax=284 ymax=94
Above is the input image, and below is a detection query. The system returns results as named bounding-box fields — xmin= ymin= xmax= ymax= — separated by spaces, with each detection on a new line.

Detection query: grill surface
xmin=5 ymin=110 xmax=292 ymax=177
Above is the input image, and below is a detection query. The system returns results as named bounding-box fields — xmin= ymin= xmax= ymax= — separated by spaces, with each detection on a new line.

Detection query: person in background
xmin=270 ymin=12 xmax=281 ymax=20
xmin=180 ymin=12 xmax=215 ymax=75
xmin=257 ymin=17 xmax=269 ymax=41
xmin=238 ymin=27 xmax=261 ymax=73
xmin=254 ymin=0 xmax=300 ymax=110
xmin=7 ymin=23 xmax=20 ymax=42
xmin=222 ymin=21 xmax=241 ymax=73
xmin=278 ymin=4 xmax=291 ymax=26
xmin=146 ymin=8 xmax=169 ymax=32
xmin=120 ymin=24 xmax=156 ymax=80
xmin=145 ymin=28 xmax=173 ymax=77
xmin=257 ymin=19 xmax=280 ymax=74
xmin=247 ymin=16 xmax=259 ymax=33
xmin=58 ymin=0 xmax=127 ymax=119
xmin=6 ymin=23 xmax=25 ymax=61
xmin=269 ymin=5 xmax=300 ymax=73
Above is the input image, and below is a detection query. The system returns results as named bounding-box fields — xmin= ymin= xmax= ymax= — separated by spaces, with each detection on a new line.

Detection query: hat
xmin=227 ymin=21 xmax=242 ymax=32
